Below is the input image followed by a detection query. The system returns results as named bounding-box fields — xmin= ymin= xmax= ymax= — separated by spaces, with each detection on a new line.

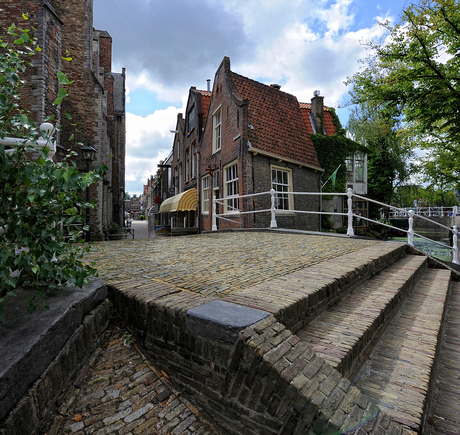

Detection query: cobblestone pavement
xmin=130 ymin=220 xmax=148 ymax=240
xmin=41 ymin=315 xmax=221 ymax=435
xmin=85 ymin=231 xmax=380 ymax=296
xmin=50 ymin=232 xmax=381 ymax=435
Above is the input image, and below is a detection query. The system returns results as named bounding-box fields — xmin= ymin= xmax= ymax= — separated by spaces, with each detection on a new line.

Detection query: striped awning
xmin=159 ymin=188 xmax=197 ymax=213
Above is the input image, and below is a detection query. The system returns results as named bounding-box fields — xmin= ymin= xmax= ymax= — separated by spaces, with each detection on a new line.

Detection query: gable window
xmin=212 ymin=106 xmax=222 ymax=154
xmin=272 ymin=166 xmax=292 ymax=210
xmin=202 ymin=175 xmax=210 ymax=213
xmin=188 ymin=105 xmax=196 ymax=133
xmin=224 ymin=162 xmax=238 ymax=212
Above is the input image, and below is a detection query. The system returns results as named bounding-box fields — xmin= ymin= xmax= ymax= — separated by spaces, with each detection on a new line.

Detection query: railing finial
xmin=270 ymin=189 xmax=277 ymax=228
xmin=347 ymin=188 xmax=354 ymax=236
xmin=453 ymin=225 xmax=459 ymax=265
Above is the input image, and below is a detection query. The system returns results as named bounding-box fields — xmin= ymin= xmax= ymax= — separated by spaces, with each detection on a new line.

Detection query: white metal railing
xmin=390 ymin=206 xmax=458 ymax=218
xmin=0 ymin=123 xmax=56 ymax=235
xmin=0 ymin=122 xmax=56 ymax=161
xmin=211 ymin=188 xmax=459 ymax=265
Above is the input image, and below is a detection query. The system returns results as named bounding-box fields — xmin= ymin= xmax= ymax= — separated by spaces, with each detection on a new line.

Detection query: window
xmin=185 ymin=149 xmax=190 ymax=181
xmin=179 ymin=163 xmax=182 ymax=193
xmin=345 ymin=156 xmax=353 ymax=184
xmin=354 ymin=152 xmax=365 ymax=182
xmin=188 ymin=105 xmax=196 ymax=133
xmin=174 ymin=167 xmax=178 ymax=195
xmin=213 ymin=169 xmax=219 ymax=191
xmin=212 ymin=107 xmax=222 ymax=153
xmin=191 ymin=143 xmax=196 ymax=178
xmin=224 ymin=162 xmax=238 ymax=212
xmin=272 ymin=166 xmax=292 ymax=210
xmin=202 ymin=176 xmax=210 ymax=213
xmin=176 ymin=139 xmax=180 ymax=160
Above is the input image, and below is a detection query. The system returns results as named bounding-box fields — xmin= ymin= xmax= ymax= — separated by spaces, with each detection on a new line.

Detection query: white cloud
xmin=94 ymin=0 xmax=403 ymax=195
xmin=124 ymin=102 xmax=186 ymax=195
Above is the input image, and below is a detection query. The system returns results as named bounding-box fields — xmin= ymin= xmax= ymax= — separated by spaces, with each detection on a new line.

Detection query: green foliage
xmin=347 ymin=102 xmax=415 ymax=218
xmin=0 ymin=20 xmax=105 ymax=322
xmin=311 ymin=134 xmax=363 ymax=194
xmin=346 ymin=0 xmax=460 ymax=187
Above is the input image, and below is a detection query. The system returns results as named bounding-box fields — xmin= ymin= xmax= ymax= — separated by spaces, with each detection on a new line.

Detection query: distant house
xmin=159 ymin=87 xmax=211 ymax=233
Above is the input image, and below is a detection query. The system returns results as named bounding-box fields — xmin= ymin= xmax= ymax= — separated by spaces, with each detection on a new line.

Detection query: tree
xmin=347 ymin=102 xmax=415 ymax=218
xmin=417 ymin=156 xmax=457 ymax=205
xmin=347 ymin=0 xmax=460 ymax=141
xmin=0 ymin=21 xmax=105 ymax=322
xmin=346 ymin=0 xmax=460 ymax=165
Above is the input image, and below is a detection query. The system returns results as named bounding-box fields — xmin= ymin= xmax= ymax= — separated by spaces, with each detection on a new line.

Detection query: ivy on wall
xmin=311 ymin=109 xmax=364 ymax=193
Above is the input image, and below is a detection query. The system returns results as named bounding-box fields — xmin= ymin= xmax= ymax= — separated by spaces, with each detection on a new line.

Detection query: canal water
xmin=389 ymin=230 xmax=454 ymax=263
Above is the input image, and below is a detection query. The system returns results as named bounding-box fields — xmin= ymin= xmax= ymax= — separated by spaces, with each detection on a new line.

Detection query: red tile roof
xmin=230 ymin=72 xmax=321 ymax=169
xmin=299 ymin=102 xmax=337 ymax=135
xmin=197 ymin=90 xmax=212 ymax=127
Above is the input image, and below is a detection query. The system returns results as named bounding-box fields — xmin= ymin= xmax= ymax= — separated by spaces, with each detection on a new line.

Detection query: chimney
xmin=207 ymin=79 xmax=211 ymax=92
xmin=311 ymin=90 xmax=324 ymax=134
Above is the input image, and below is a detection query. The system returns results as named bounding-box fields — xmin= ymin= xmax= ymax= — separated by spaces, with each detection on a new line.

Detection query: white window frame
xmin=224 ymin=161 xmax=239 ymax=213
xmin=212 ymin=105 xmax=222 ymax=154
xmin=202 ymin=175 xmax=210 ymax=214
xmin=271 ymin=165 xmax=293 ymax=211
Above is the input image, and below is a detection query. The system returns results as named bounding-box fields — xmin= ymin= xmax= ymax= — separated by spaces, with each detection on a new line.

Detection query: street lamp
xmin=81 ymin=142 xmax=97 ymax=242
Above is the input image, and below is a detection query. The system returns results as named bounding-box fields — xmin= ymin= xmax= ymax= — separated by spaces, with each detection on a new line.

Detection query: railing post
xmin=270 ymin=189 xmax=277 ymax=228
xmin=452 ymin=225 xmax=459 ymax=265
xmin=212 ymin=195 xmax=217 ymax=231
xmin=408 ymin=209 xmax=415 ymax=246
xmin=347 ymin=188 xmax=354 ymax=236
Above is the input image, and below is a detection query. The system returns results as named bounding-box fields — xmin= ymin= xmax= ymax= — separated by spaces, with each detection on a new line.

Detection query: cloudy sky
xmin=93 ymin=0 xmax=407 ymax=196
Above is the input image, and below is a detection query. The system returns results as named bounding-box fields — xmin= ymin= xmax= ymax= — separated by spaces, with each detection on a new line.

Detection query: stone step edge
xmin=352 ymin=268 xmax=452 ymax=432
xmin=298 ymin=254 xmax=429 ymax=379
xmin=225 ymin=242 xmax=411 ymax=333
xmin=279 ymin=242 xmax=411 ymax=332
xmin=423 ymin=280 xmax=460 ymax=433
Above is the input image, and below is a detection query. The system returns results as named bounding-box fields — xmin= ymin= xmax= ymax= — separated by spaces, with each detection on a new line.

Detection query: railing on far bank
xmin=212 ymin=188 xmax=459 ymax=265
xmin=390 ymin=206 xmax=458 ymax=218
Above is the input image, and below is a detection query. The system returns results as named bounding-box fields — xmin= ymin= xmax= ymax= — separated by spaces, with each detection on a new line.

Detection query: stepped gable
xmin=299 ymin=102 xmax=337 ymax=135
xmin=229 ymin=71 xmax=321 ymax=169
xmin=196 ymin=89 xmax=212 ymax=126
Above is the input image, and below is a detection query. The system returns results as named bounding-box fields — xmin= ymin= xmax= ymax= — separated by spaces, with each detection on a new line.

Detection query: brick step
xmin=296 ymin=254 xmax=429 ymax=378
xmin=351 ymin=268 xmax=451 ymax=432
xmin=422 ymin=280 xmax=460 ymax=434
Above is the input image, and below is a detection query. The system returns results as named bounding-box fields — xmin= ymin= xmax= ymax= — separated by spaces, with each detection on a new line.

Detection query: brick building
xmin=0 ymin=0 xmax=126 ymax=239
xmin=159 ymin=88 xmax=211 ymax=232
xmin=153 ymin=56 xmax=349 ymax=234
xmin=200 ymin=57 xmax=324 ymax=232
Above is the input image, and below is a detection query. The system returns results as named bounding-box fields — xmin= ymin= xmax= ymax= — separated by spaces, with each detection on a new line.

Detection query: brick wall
xmin=110 ymin=283 xmax=412 ymax=435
